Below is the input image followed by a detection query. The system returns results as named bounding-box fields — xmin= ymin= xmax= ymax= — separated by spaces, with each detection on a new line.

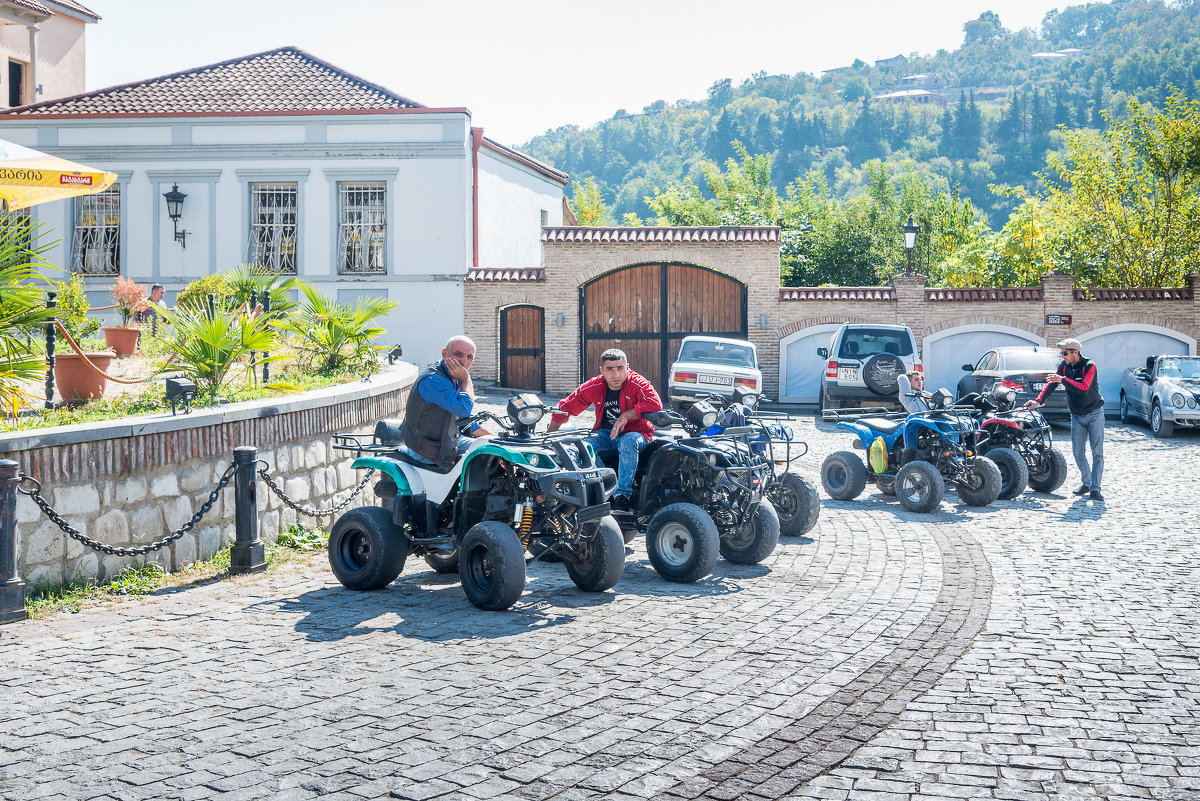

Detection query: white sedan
xmin=1119 ymin=354 xmax=1200 ymax=438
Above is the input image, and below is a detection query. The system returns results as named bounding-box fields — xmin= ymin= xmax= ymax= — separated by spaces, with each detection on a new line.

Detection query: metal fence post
xmin=45 ymin=291 xmax=57 ymax=410
xmin=261 ymin=294 xmax=271 ymax=383
xmin=248 ymin=290 xmax=258 ymax=372
xmin=207 ymin=292 xmax=216 ymax=320
xmin=0 ymin=460 xmax=27 ymax=627
xmin=230 ymin=447 xmax=266 ymax=574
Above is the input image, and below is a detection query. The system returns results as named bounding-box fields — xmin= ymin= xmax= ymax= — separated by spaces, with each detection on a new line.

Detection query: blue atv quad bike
xmin=327 ymin=394 xmax=624 ymax=611
xmin=820 ymin=390 xmax=1003 ymax=513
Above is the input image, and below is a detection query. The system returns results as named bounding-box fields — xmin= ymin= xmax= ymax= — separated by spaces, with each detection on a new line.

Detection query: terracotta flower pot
xmin=102 ymin=326 xmax=140 ymax=358
xmin=54 ymin=351 xmax=115 ymax=403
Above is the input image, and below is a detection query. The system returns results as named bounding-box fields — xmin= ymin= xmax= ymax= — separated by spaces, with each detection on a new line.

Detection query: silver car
xmin=1119 ymin=354 xmax=1200 ymax=438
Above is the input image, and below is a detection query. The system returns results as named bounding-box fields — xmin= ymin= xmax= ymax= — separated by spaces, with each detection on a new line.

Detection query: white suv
xmin=816 ymin=323 xmax=920 ymax=410
xmin=668 ymin=336 xmax=762 ymax=411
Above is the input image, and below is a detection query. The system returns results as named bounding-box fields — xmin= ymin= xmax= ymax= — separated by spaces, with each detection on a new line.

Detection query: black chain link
xmin=256 ymin=465 xmax=375 ymax=518
xmin=18 ymin=462 xmax=236 ymax=557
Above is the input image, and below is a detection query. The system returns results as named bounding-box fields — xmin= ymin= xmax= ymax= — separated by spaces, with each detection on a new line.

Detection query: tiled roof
xmin=465 ymin=268 xmax=545 ymax=282
xmin=6 ymin=0 xmax=52 ymax=16
xmin=926 ymin=287 xmax=1043 ymax=301
xmin=1 ymin=46 xmax=422 ymax=116
xmin=45 ymin=0 xmax=100 ymax=20
xmin=780 ymin=286 xmax=895 ymax=301
xmin=542 ymin=226 xmax=780 ymax=243
xmin=1074 ymin=287 xmax=1192 ymax=301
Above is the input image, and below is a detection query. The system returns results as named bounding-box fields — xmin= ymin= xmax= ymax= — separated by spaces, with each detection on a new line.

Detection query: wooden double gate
xmin=581 ymin=263 xmax=747 ymax=392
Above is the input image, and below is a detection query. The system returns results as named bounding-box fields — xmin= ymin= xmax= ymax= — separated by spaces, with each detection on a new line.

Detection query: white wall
xmin=477 ymin=147 xmax=564 ymax=267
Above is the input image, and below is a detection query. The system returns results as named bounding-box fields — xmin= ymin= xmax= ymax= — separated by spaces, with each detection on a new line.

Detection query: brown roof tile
xmin=542 ymin=226 xmax=780 ymax=243
xmin=1 ymin=46 xmax=422 ymax=116
xmin=779 ymin=286 xmax=895 ymax=301
xmin=925 ymin=287 xmax=1043 ymax=301
xmin=45 ymin=0 xmax=100 ymax=20
xmin=465 ymin=268 xmax=545 ymax=282
xmin=1074 ymin=287 xmax=1192 ymax=301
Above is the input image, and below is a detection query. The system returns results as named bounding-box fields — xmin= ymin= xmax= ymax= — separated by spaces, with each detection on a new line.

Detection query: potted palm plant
xmin=103 ymin=276 xmax=147 ymax=357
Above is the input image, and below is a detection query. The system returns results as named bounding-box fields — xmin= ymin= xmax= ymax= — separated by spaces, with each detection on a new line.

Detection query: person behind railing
xmin=897 ymin=370 xmax=931 ymax=413
xmin=135 ymin=284 xmax=167 ymax=336
xmin=396 ymin=335 xmax=492 ymax=470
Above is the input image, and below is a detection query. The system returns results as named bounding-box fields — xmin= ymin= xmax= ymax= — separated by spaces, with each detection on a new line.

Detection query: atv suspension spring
xmin=516 ymin=505 xmax=535 ymax=547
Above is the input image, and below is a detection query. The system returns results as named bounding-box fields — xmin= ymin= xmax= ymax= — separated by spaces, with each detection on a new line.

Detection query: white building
xmin=0 ymin=45 xmax=568 ymax=364
xmin=0 ymin=0 xmax=97 ymax=109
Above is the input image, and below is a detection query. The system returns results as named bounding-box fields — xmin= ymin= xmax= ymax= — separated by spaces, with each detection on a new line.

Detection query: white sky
xmin=85 ymin=0 xmax=1080 ymax=147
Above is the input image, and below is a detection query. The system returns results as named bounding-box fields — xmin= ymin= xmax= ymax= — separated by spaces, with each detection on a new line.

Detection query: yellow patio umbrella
xmin=0 ymin=136 xmax=117 ymax=212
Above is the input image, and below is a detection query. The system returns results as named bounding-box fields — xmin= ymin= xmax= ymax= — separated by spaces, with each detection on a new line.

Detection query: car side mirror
xmin=817 ymin=347 xmax=828 ymax=359
xmin=961 ymin=363 xmax=974 ymax=372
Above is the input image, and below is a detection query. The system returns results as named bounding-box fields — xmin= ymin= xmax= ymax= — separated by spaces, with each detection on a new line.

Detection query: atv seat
xmin=394 ymin=448 xmax=459 ymax=474
xmin=857 ymin=417 xmax=904 ymax=435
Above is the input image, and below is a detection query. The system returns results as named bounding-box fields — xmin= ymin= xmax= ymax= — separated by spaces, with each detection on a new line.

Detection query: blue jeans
xmin=585 ymin=430 xmax=647 ymax=497
xmin=1070 ymin=408 xmax=1105 ymax=491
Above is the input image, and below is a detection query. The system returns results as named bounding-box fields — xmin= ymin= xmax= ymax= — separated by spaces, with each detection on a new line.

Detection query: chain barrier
xmin=256 ymin=464 xmax=376 ymax=518
xmin=17 ymin=462 xmax=236 ymax=557
xmin=52 ymin=320 xmax=161 ymax=385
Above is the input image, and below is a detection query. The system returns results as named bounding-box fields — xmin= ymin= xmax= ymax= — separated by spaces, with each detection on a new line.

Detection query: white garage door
xmin=923 ymin=327 xmax=1042 ymax=396
xmin=1079 ymin=327 xmax=1193 ymax=412
xmin=779 ymin=324 xmax=842 ymax=403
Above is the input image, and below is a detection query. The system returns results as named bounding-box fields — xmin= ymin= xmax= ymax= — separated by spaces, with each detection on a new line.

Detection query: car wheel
xmin=895 ymin=461 xmax=944 ymax=513
xmin=565 ymin=515 xmax=625 ymax=592
xmin=423 ymin=549 xmax=459 ymax=574
xmin=769 ymin=473 xmax=820 ymax=536
xmin=1119 ymin=392 xmax=1131 ymax=424
xmin=956 ymin=458 xmax=1002 ymax=507
xmin=328 ymin=506 xmax=407 ymax=590
xmin=719 ymin=500 xmax=780 ymax=564
xmin=645 ymin=502 xmax=720 ymax=583
xmin=862 ymin=353 xmax=904 ymax=396
xmin=1027 ymin=449 xmax=1067 ymax=493
xmin=1151 ymin=401 xmax=1175 ymax=438
xmin=985 ymin=447 xmax=1029 ymax=500
xmin=821 ymin=451 xmax=867 ymax=501
xmin=458 ymin=521 xmax=526 ymax=611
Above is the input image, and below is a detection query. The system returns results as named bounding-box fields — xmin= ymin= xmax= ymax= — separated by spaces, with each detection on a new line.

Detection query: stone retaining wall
xmin=0 ymin=365 xmax=416 ymax=586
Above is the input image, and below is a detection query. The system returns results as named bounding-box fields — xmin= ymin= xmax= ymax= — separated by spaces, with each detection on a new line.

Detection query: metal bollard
xmin=0 ymin=460 xmax=28 ymax=626
xmin=230 ymin=447 xmax=266 ymax=574
xmin=45 ymin=291 xmax=56 ymax=410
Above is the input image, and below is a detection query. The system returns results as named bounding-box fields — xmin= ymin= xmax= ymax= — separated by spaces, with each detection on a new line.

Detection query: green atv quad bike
xmin=328 ymin=394 xmax=624 ymax=611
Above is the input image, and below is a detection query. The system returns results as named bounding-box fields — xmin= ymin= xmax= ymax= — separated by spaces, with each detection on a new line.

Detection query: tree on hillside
xmin=963 ymin=10 xmax=1004 ymax=45
xmin=568 ymin=178 xmax=608 ymax=226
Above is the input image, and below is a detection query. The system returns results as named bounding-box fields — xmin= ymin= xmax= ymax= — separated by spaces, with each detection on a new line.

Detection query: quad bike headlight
xmin=733 ymin=386 xmax=759 ymax=409
xmin=687 ymin=400 xmax=719 ymax=429
xmin=508 ymin=393 xmax=545 ymax=425
xmin=992 ymin=383 xmax=1016 ymax=405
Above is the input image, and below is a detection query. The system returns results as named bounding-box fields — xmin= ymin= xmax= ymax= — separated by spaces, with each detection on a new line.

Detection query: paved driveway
xmin=2 ymin=408 xmax=1197 ymax=801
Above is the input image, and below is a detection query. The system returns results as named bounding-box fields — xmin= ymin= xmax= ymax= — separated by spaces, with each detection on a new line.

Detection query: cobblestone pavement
xmin=2 ymin=396 xmax=1198 ymax=801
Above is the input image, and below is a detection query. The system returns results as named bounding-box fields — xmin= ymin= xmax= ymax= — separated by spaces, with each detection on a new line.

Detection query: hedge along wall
xmin=0 ymin=364 xmax=417 ymax=587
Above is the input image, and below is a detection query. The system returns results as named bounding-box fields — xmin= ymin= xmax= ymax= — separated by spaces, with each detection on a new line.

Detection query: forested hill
xmin=519 ymin=0 xmax=1200 ymax=228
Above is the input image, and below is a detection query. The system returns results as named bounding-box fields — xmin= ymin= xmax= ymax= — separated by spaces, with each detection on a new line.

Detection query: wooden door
xmin=500 ymin=305 xmax=544 ymax=392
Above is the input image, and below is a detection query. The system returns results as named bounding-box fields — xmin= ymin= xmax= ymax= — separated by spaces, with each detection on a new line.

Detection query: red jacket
xmin=550 ymin=370 xmax=663 ymax=441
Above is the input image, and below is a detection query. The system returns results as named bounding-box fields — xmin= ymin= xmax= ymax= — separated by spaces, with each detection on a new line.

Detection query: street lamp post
xmin=903 ymin=214 xmax=920 ymax=274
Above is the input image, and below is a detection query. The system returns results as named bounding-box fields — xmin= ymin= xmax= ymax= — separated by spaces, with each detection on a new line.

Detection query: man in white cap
xmin=1025 ymin=338 xmax=1105 ymax=500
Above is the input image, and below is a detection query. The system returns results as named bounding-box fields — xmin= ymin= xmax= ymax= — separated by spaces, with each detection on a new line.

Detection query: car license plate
xmin=1032 ymin=382 xmax=1045 ymax=391
xmin=839 ymin=367 xmax=859 ymax=381
xmin=701 ymin=374 xmax=733 ymax=386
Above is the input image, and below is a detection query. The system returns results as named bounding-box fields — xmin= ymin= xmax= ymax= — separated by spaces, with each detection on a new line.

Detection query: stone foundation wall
xmin=1 ymin=365 xmax=416 ymax=586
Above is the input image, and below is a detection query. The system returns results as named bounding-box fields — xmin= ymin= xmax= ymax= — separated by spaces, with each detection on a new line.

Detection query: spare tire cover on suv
xmin=862 ymin=353 xmax=904 ymax=395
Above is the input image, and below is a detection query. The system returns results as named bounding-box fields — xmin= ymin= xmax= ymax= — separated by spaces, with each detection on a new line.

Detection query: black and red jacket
xmin=1035 ymin=356 xmax=1104 ymax=416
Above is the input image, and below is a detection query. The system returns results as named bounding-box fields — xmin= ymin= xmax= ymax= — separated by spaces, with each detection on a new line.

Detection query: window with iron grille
xmin=72 ymin=185 xmax=120 ymax=275
xmin=337 ymin=182 xmax=386 ymax=275
xmin=249 ymin=183 xmax=298 ymax=274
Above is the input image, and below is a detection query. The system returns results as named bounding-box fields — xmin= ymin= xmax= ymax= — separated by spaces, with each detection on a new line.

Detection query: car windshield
xmin=999 ymin=351 xmax=1061 ymax=371
xmin=1158 ymin=357 xmax=1200 ymax=379
xmin=677 ymin=341 xmax=756 ymax=368
xmin=837 ymin=329 xmax=913 ymax=360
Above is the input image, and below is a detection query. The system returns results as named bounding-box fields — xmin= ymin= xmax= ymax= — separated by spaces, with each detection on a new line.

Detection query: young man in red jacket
xmin=547 ymin=349 xmax=663 ymax=511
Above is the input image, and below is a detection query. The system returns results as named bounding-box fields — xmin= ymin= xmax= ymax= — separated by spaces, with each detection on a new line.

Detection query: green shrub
xmin=176 ymin=273 xmax=234 ymax=315
xmin=274 ymin=280 xmax=399 ymax=375
xmin=51 ymin=271 xmax=99 ymax=341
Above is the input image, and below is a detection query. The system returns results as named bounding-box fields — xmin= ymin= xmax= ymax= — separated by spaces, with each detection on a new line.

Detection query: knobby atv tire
xmin=458 ymin=521 xmax=526 ymax=611
xmin=720 ymin=499 xmax=781 ymax=564
xmin=956 ymin=458 xmax=1002 ymax=507
xmin=565 ymin=515 xmax=626 ymax=592
xmin=424 ymin=549 xmax=459 ymax=574
xmin=770 ymin=472 xmax=820 ymax=536
xmin=821 ymin=451 xmax=867 ymax=501
xmin=895 ymin=461 xmax=944 ymax=513
xmin=1028 ymin=449 xmax=1068 ymax=493
xmin=646 ymin=502 xmax=719 ymax=584
xmin=328 ymin=506 xmax=407 ymax=590
xmin=985 ymin=447 xmax=1029 ymax=500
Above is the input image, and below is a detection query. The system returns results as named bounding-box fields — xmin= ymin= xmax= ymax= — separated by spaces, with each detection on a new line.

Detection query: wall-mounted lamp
xmin=758 ymin=314 xmax=768 ymax=329
xmin=555 ymin=312 xmax=565 ymax=328
xmin=163 ymin=183 xmax=189 ymax=249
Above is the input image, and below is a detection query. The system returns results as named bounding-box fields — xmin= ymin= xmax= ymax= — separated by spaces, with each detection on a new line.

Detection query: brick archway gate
xmin=581 ymin=262 xmax=747 ymax=391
